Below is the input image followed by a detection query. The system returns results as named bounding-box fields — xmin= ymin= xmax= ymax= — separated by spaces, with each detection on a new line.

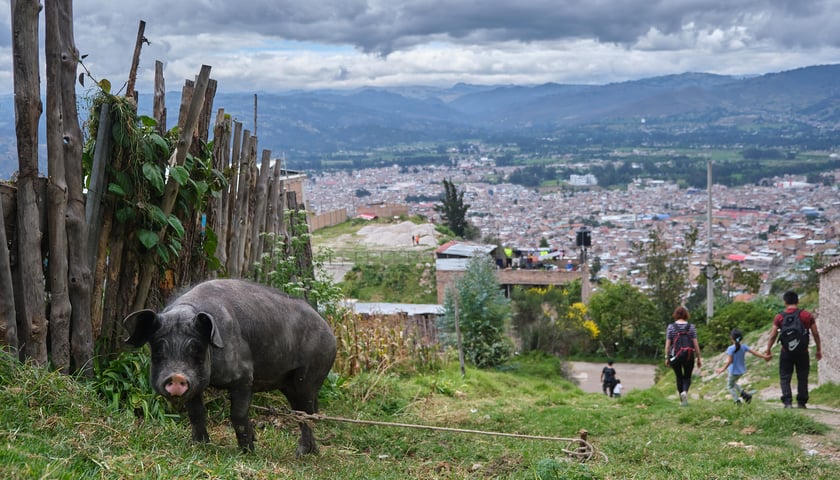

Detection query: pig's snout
xmin=165 ymin=374 xmax=190 ymax=397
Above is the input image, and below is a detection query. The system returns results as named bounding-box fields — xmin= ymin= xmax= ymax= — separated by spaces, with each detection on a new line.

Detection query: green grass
xmin=1 ymin=350 xmax=838 ymax=479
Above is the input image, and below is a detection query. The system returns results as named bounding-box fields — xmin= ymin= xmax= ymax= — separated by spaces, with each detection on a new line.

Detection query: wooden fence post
xmin=45 ymin=0 xmax=72 ymax=372
xmin=0 ymin=192 xmax=17 ymax=353
xmin=132 ymin=65 xmax=212 ymax=312
xmin=11 ymin=0 xmax=49 ymax=365
xmin=229 ymin=131 xmax=252 ymax=277
xmin=56 ymin=0 xmax=94 ymax=374
xmin=263 ymin=158 xmax=283 ymax=253
xmin=125 ymin=20 xmax=146 ymax=103
xmin=153 ymin=60 xmax=166 ymax=134
xmin=87 ymin=104 xmax=111 ymax=338
xmin=248 ymin=149 xmax=272 ymax=275
xmin=210 ymin=108 xmax=231 ymax=276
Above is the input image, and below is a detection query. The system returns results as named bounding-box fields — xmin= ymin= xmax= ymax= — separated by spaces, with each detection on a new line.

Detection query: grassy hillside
xmin=2 ymin=347 xmax=838 ymax=479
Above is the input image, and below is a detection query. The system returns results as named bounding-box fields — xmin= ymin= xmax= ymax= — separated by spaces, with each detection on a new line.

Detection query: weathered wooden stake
xmin=11 ymin=0 xmax=48 ymax=365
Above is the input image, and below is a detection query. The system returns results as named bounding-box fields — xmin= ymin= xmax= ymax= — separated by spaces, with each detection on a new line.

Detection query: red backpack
xmin=669 ymin=323 xmax=695 ymax=363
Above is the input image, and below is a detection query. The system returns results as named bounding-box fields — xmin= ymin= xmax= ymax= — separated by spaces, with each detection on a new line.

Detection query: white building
xmin=569 ymin=174 xmax=598 ymax=186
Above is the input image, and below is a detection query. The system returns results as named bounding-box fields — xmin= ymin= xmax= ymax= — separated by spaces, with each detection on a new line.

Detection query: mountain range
xmin=1 ymin=64 xmax=839 ymax=178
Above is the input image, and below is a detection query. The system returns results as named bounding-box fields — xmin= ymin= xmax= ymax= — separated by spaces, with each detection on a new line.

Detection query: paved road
xmin=569 ymin=361 xmax=657 ymax=394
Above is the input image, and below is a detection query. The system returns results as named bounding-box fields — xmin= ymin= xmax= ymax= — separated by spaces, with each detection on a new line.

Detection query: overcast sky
xmin=1 ymin=0 xmax=839 ymax=95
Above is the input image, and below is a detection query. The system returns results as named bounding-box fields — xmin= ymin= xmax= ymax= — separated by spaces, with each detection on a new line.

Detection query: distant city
xmin=305 ymin=153 xmax=838 ymax=295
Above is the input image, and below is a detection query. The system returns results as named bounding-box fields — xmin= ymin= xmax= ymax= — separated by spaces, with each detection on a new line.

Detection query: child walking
xmin=715 ymin=328 xmax=769 ymax=404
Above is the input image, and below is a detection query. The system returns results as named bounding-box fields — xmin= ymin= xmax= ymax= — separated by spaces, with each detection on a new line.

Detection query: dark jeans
xmin=603 ymin=381 xmax=615 ymax=397
xmin=671 ymin=357 xmax=694 ymax=394
xmin=779 ymin=348 xmax=810 ymax=406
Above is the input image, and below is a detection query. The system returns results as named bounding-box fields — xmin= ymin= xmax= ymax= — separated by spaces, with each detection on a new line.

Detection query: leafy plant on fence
xmin=253 ymin=227 xmax=344 ymax=317
xmin=83 ymin=92 xmax=227 ymax=269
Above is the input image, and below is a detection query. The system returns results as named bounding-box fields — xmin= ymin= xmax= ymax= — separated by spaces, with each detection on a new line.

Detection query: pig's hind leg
xmin=282 ymin=375 xmax=322 ymax=456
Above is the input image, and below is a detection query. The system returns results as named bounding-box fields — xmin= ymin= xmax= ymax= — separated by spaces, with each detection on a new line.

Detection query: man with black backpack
xmin=764 ymin=291 xmax=822 ymax=409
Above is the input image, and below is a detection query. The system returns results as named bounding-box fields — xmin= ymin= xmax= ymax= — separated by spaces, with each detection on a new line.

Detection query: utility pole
xmin=577 ymin=227 xmax=592 ymax=304
xmin=706 ymin=160 xmax=715 ymax=322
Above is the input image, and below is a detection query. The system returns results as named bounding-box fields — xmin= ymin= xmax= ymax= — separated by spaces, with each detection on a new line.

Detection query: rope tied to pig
xmin=257 ymin=406 xmax=608 ymax=463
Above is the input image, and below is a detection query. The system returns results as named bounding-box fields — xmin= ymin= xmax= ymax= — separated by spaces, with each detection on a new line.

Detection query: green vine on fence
xmin=83 ymin=91 xmax=227 ymax=269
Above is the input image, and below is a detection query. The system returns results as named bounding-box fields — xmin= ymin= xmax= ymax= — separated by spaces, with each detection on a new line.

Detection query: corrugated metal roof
xmin=344 ymin=302 xmax=444 ymax=316
xmin=436 ymin=258 xmax=472 ymax=271
xmin=436 ymin=241 xmax=496 ymax=257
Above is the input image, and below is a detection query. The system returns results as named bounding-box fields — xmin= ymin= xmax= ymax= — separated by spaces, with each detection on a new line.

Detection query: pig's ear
xmin=196 ymin=312 xmax=224 ymax=349
xmin=123 ymin=309 xmax=159 ymax=347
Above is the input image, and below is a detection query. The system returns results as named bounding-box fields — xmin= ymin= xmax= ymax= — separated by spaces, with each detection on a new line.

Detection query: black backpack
xmin=669 ymin=323 xmax=695 ymax=363
xmin=778 ymin=309 xmax=808 ymax=352
xmin=602 ymin=367 xmax=616 ymax=384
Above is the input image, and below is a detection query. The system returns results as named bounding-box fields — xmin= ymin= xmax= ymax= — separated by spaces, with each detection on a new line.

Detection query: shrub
xmin=696 ymin=301 xmax=774 ymax=353
xmin=439 ymin=255 xmax=513 ymax=368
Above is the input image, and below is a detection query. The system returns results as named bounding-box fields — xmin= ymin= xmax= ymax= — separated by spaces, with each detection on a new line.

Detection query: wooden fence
xmin=309 ymin=208 xmax=349 ymax=231
xmin=1 ymin=16 xmax=313 ymax=374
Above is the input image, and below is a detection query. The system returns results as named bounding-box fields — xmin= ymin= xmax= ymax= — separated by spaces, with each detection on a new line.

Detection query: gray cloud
xmin=1 ymin=0 xmax=839 ymax=93
xmin=84 ymin=0 xmax=838 ymax=52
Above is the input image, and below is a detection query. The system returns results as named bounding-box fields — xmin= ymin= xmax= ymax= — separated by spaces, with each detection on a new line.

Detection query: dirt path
xmin=569 ymin=361 xmax=657 ymax=395
xmin=571 ymin=361 xmax=840 ymax=462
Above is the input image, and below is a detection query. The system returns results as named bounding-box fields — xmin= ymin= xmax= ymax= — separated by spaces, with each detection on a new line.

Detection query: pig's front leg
xmin=229 ymin=386 xmax=255 ymax=452
xmin=185 ymin=394 xmax=210 ymax=443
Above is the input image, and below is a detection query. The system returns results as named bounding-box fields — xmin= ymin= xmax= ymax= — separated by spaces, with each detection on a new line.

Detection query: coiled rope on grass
xmin=259 ymin=406 xmax=608 ymax=463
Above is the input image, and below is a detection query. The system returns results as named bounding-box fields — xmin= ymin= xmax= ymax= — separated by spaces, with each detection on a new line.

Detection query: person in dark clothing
xmin=764 ymin=291 xmax=822 ymax=409
xmin=665 ymin=306 xmax=702 ymax=406
xmin=601 ymin=360 xmax=617 ymax=397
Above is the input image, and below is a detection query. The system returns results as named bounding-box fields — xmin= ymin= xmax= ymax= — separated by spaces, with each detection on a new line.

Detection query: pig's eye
xmin=184 ymin=342 xmax=204 ymax=359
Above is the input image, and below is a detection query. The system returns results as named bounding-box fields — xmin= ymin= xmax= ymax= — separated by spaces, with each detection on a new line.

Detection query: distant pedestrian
xmin=764 ymin=291 xmax=822 ymax=408
xmin=715 ymin=328 xmax=769 ymax=404
xmin=601 ymin=360 xmax=617 ymax=397
xmin=665 ymin=306 xmax=702 ymax=407
xmin=612 ymin=379 xmax=623 ymax=398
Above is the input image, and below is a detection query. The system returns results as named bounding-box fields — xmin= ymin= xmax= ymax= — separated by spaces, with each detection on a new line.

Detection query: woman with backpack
xmin=665 ymin=306 xmax=702 ymax=407
xmin=715 ymin=328 xmax=769 ymax=404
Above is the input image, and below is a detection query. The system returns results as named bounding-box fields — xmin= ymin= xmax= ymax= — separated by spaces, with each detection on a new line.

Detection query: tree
xmin=721 ymin=263 xmax=763 ymax=296
xmin=439 ymin=255 xmax=512 ymax=368
xmin=434 ymin=178 xmax=470 ymax=238
xmin=696 ymin=301 xmax=773 ymax=353
xmin=632 ymin=226 xmax=698 ymax=325
xmin=590 ymin=255 xmax=602 ymax=280
xmin=587 ymin=281 xmax=659 ymax=358
xmin=510 ymin=285 xmax=595 ymax=356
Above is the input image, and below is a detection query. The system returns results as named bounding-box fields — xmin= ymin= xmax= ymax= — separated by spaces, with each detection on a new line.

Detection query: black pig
xmin=124 ymin=279 xmax=337 ymax=454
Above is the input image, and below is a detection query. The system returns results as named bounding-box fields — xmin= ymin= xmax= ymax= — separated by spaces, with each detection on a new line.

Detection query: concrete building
xmin=818 ymin=261 xmax=840 ymax=386
xmin=434 ymin=241 xmax=583 ymax=303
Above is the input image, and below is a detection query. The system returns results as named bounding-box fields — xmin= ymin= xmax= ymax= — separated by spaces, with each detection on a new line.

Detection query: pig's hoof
xmin=296 ymin=443 xmax=318 ymax=457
